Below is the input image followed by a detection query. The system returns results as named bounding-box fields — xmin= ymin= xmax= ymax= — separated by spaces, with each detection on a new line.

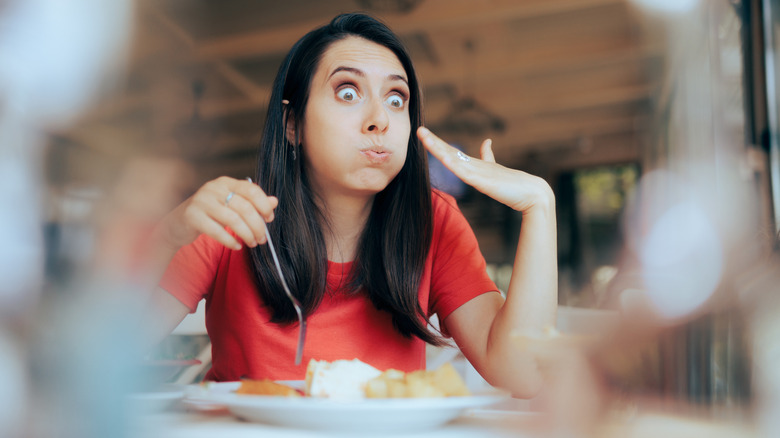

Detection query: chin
xmin=351 ymin=183 xmax=391 ymax=197
xmin=351 ymin=172 xmax=398 ymax=195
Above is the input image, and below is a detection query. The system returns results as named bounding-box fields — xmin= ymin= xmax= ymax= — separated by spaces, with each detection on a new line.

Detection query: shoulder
xmin=190 ymin=232 xmax=232 ymax=257
xmin=431 ymin=188 xmax=462 ymax=217
xmin=431 ymin=189 xmax=471 ymax=226
xmin=172 ymin=232 xmax=235 ymax=270
xmin=430 ymin=189 xmax=473 ymax=243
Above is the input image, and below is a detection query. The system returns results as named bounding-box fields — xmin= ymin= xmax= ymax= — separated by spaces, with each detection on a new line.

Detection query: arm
xmin=418 ymin=127 xmax=557 ymax=398
xmin=137 ymin=177 xmax=279 ymax=345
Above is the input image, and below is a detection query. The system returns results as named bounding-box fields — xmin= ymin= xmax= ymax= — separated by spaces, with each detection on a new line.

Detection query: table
xmin=128 ymin=399 xmax=760 ymax=438
xmin=129 ymin=406 xmax=542 ymax=438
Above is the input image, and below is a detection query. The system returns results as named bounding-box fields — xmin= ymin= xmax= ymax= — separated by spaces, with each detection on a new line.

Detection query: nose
xmin=362 ymin=97 xmax=389 ymax=134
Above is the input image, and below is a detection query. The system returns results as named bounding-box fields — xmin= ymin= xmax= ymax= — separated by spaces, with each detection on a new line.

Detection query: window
xmin=557 ymin=164 xmax=639 ymax=307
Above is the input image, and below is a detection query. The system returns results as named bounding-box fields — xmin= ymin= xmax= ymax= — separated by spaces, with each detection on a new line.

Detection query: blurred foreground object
xmin=0 ymin=0 xmax=133 ymax=309
xmin=0 ymin=0 xmax=133 ymax=437
xmin=523 ymin=0 xmax=769 ymax=436
xmin=743 ymin=249 xmax=780 ymax=438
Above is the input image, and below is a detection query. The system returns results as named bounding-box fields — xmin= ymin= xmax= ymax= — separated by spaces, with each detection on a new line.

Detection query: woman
xmin=148 ymin=13 xmax=557 ymax=398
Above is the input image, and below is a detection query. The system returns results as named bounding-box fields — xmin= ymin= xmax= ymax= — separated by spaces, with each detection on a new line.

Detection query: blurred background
xmin=41 ymin=0 xmax=764 ymax=300
xmin=3 ymin=0 xmax=780 ymax=436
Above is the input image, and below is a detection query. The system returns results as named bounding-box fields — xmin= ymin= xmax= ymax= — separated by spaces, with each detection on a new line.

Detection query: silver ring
xmin=457 ymin=151 xmax=471 ymax=162
xmin=225 ymin=191 xmax=235 ymax=206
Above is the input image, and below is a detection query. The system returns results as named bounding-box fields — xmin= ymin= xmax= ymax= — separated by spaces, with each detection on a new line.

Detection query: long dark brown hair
xmin=251 ymin=13 xmax=442 ymax=345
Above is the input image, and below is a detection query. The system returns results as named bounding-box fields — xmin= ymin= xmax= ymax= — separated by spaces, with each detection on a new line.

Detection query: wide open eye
xmin=386 ymin=94 xmax=405 ymax=109
xmin=336 ymin=86 xmax=358 ymax=102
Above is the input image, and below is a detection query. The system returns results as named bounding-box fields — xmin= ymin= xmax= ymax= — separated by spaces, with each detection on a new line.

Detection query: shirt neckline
xmin=326 ymin=259 xmax=354 ymax=280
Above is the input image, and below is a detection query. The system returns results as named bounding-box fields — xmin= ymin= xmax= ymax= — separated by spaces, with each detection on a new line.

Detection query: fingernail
xmin=234 ymin=243 xmax=242 ymax=250
xmin=419 ymin=127 xmax=430 ymax=135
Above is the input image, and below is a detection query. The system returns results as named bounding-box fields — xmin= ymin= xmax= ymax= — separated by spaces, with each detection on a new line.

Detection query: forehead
xmin=316 ymin=36 xmax=406 ymax=80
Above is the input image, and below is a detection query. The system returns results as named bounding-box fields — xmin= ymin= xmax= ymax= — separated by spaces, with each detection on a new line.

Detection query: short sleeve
xmin=159 ymin=234 xmax=224 ymax=311
xmin=428 ymin=192 xmax=499 ymax=321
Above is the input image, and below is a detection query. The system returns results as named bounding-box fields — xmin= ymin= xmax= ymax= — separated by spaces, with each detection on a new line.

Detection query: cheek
xmin=302 ymin=112 xmax=338 ymax=152
xmin=398 ymin=125 xmax=412 ymax=156
xmin=393 ymin=139 xmax=410 ymax=172
xmin=392 ymin=119 xmax=411 ymax=164
xmin=393 ymin=113 xmax=412 ymax=143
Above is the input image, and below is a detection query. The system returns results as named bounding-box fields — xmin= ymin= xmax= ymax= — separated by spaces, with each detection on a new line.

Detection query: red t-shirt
xmin=159 ymin=191 xmax=498 ymax=381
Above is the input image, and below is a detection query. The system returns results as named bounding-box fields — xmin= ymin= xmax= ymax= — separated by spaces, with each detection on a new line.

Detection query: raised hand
xmin=159 ymin=176 xmax=278 ymax=251
xmin=417 ymin=127 xmax=554 ymax=214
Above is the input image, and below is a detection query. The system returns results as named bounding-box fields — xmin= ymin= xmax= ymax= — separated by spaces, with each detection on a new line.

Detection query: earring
xmin=290 ymin=142 xmax=302 ymax=160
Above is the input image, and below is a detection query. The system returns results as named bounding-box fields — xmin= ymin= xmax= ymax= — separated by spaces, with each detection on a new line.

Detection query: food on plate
xmin=233 ymin=359 xmax=472 ymax=399
xmin=305 ymin=358 xmax=471 ymax=399
xmin=235 ymin=379 xmax=302 ymax=397
xmin=305 ymin=358 xmax=383 ymax=400
xmin=365 ymin=362 xmax=470 ymax=398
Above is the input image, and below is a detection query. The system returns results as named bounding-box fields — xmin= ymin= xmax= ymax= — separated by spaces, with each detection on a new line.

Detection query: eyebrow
xmin=328 ymin=66 xmax=409 ymax=86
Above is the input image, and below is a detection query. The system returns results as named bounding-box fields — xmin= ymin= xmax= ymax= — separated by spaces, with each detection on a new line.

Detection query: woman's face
xmin=300 ymin=36 xmax=411 ymax=200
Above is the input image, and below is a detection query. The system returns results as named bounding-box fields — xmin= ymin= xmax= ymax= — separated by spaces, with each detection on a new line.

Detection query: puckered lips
xmin=360 ymin=145 xmax=393 ymax=164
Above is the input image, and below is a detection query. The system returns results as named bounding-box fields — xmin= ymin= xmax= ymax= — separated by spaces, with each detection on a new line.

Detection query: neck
xmin=315 ymin=191 xmax=374 ymax=263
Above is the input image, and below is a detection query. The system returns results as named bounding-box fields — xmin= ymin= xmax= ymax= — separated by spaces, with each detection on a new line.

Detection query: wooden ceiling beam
xmin=417 ymin=41 xmax=661 ymax=91
xmin=144 ymin=3 xmax=267 ymax=102
xmin=84 ymin=17 xmax=657 ymax=127
xmin=512 ymin=83 xmax=653 ymax=115
xmin=521 ymin=132 xmax=644 ymax=172
xmin=424 ymin=83 xmax=652 ymax=124
xmin=469 ymin=114 xmax=646 ymax=153
xmin=192 ymin=0 xmax=625 ymax=61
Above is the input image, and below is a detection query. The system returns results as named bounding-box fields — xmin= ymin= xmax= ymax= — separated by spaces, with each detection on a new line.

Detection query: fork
xmin=247 ymin=177 xmax=306 ymax=365
xmin=262 ymin=221 xmax=307 ymax=365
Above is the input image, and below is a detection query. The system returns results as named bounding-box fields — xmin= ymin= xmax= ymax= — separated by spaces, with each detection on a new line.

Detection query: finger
xmin=186 ymin=208 xmax=243 ymax=250
xmin=208 ymin=201 xmax=260 ymax=248
xmin=207 ymin=176 xmax=275 ymax=221
xmin=480 ymin=139 xmax=495 ymax=163
xmin=418 ymin=126 xmax=479 ymax=181
xmin=234 ymin=179 xmax=278 ymax=223
xmin=224 ymin=194 xmax=269 ymax=245
xmin=418 ymin=126 xmax=504 ymax=200
xmin=418 ymin=126 xmax=469 ymax=166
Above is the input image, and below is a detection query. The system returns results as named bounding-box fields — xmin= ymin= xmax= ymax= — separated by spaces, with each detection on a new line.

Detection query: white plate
xmin=191 ymin=382 xmax=509 ymax=432
xmin=127 ymin=385 xmax=185 ymax=413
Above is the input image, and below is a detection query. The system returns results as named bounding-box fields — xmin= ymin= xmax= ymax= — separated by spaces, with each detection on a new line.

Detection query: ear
xmin=282 ymin=99 xmax=298 ymax=145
